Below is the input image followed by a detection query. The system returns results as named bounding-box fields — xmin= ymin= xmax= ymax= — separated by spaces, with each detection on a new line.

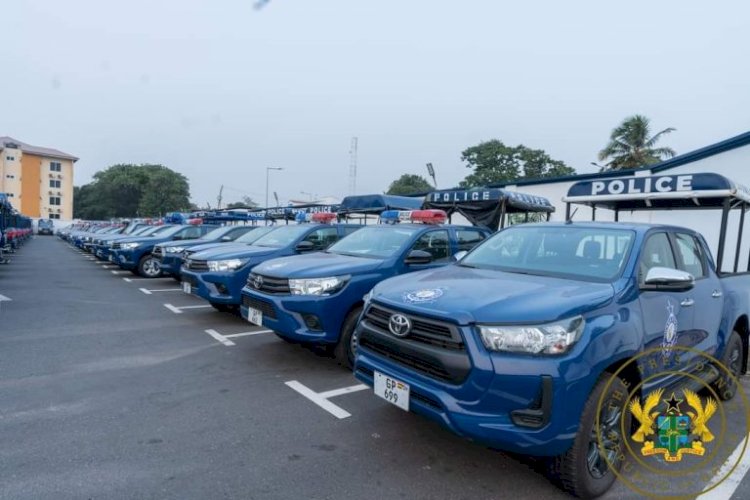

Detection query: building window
xmin=49 ymin=196 xmax=61 ymax=206
xmin=7 ymin=193 xmax=14 ymax=197
xmin=49 ymin=213 xmax=61 ymax=219
xmin=6 ymin=155 xmax=14 ymax=161
xmin=5 ymin=174 xmax=14 ymax=179
xmin=50 ymin=162 xmax=62 ymax=172
xmin=49 ymin=179 xmax=61 ymax=188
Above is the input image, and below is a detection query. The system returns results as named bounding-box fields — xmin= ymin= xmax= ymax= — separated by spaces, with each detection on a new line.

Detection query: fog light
xmin=302 ymin=314 xmax=323 ymax=331
xmin=216 ymin=283 xmax=228 ymax=295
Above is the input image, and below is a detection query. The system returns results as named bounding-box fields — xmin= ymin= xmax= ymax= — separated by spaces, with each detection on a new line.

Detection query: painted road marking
xmin=110 ymin=270 xmax=129 ymax=275
xmin=697 ymin=432 xmax=750 ymax=499
xmin=0 ymin=294 xmax=12 ymax=302
xmin=123 ymin=277 xmax=173 ymax=282
xmin=164 ymin=303 xmax=212 ymax=314
xmin=139 ymin=287 xmax=181 ymax=295
xmin=201 ymin=328 xmax=272 ymax=346
xmin=285 ymin=381 xmax=369 ymax=419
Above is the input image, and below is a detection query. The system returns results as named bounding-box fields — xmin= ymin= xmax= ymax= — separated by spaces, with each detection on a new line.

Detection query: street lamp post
xmin=265 ymin=167 xmax=283 ymax=215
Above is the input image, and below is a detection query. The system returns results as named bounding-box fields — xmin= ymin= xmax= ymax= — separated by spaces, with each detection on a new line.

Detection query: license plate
xmin=374 ymin=371 xmax=410 ymax=411
xmin=246 ymin=307 xmax=263 ymax=326
xmin=182 ymin=281 xmax=191 ymax=294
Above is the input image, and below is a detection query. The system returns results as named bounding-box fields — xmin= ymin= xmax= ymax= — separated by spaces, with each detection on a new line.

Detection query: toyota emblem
xmin=388 ymin=314 xmax=412 ymax=337
xmin=253 ymin=275 xmax=264 ymax=289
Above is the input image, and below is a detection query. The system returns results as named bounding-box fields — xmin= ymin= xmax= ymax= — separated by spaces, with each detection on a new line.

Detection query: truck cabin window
xmin=461 ymin=226 xmax=634 ymax=281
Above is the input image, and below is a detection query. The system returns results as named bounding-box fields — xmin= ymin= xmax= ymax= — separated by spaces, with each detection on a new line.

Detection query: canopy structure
xmin=423 ymin=187 xmax=555 ymax=230
xmin=338 ymin=194 xmax=422 ymax=215
xmin=564 ymin=172 xmax=750 ymax=273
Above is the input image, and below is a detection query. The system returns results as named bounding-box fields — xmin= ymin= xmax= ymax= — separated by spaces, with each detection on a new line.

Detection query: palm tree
xmin=597 ymin=115 xmax=676 ymax=171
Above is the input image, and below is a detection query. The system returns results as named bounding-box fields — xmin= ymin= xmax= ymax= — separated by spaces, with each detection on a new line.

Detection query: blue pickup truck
xmin=153 ymin=225 xmax=256 ymax=279
xmin=111 ymin=224 xmax=214 ymax=277
xmin=241 ymin=210 xmax=491 ymax=367
xmin=354 ymin=173 xmax=750 ymax=498
xmin=180 ymin=220 xmax=361 ymax=312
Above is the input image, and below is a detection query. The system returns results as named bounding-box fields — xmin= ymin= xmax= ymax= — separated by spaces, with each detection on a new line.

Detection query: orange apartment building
xmin=0 ymin=136 xmax=78 ymax=220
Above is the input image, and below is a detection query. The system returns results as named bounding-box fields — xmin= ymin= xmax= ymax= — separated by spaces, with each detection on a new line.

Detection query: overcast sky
xmin=2 ymin=0 xmax=748 ymax=207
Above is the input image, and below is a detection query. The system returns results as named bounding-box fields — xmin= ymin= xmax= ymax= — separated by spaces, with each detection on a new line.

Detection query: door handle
xmin=712 ymin=290 xmax=723 ymax=298
xmin=680 ymin=298 xmax=695 ymax=307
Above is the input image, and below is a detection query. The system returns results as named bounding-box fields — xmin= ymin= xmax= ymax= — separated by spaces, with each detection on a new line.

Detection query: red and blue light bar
xmin=380 ymin=209 xmax=447 ymax=225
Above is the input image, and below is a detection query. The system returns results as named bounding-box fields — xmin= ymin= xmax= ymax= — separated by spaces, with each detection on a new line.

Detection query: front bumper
xmin=114 ymin=250 xmax=138 ymax=270
xmin=180 ymin=268 xmax=249 ymax=305
xmin=157 ymin=254 xmax=182 ymax=276
xmin=352 ymin=307 xmax=590 ymax=457
xmin=239 ymin=288 xmax=353 ymax=344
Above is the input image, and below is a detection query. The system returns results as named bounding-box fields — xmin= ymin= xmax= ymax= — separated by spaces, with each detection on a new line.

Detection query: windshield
xmin=461 ymin=226 xmax=635 ymax=281
xmin=328 ymin=226 xmax=419 ymax=259
xmin=235 ymin=226 xmax=275 ymax=244
xmin=200 ymin=226 xmax=232 ymax=240
xmin=151 ymin=225 xmax=181 ymax=237
xmin=252 ymin=225 xmax=312 ymax=247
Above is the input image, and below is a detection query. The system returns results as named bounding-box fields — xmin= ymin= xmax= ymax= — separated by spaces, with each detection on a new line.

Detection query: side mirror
xmin=453 ymin=250 xmax=468 ymax=262
xmin=405 ymin=249 xmax=433 ymax=265
xmin=172 ymin=235 xmax=184 ymax=241
xmin=295 ymin=240 xmax=316 ymax=252
xmin=220 ymin=236 xmax=233 ymax=242
xmin=642 ymin=267 xmax=695 ymax=291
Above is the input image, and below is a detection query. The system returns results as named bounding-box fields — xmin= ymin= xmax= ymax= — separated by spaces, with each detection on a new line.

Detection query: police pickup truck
xmin=354 ymin=173 xmax=750 ymax=498
xmin=241 ymin=209 xmax=492 ymax=367
xmin=153 ymin=225 xmax=255 ymax=280
xmin=180 ymin=214 xmax=361 ymax=312
xmin=111 ymin=223 xmax=214 ymax=278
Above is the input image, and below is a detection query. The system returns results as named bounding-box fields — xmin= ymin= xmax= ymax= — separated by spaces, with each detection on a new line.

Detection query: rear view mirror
xmin=405 ymin=249 xmax=433 ymax=265
xmin=295 ymin=241 xmax=316 ymax=252
xmin=642 ymin=267 xmax=695 ymax=291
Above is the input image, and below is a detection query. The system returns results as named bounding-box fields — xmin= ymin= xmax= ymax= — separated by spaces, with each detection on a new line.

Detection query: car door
xmin=672 ymin=232 xmax=722 ymax=358
xmin=405 ymin=229 xmax=453 ymax=269
xmin=637 ymin=231 xmax=696 ymax=387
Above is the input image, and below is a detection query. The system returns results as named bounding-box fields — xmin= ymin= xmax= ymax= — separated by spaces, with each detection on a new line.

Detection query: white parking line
xmin=123 ymin=277 xmax=173 ymax=282
xmin=205 ymin=329 xmax=235 ymax=346
xmin=110 ymin=270 xmax=129 ymax=275
xmin=225 ymin=330 xmax=272 ymax=339
xmin=139 ymin=287 xmax=181 ymax=295
xmin=285 ymin=380 xmax=368 ymax=419
xmin=0 ymin=294 xmax=12 ymax=302
xmin=164 ymin=303 xmax=212 ymax=314
xmin=697 ymin=433 xmax=750 ymax=499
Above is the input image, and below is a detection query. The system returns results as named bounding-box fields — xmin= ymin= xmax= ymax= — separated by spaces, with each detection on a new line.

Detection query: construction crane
xmin=216 ymin=185 xmax=224 ymax=210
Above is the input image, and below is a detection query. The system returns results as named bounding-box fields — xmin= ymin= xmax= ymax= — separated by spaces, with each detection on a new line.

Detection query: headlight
xmin=207 ymin=259 xmax=246 ymax=272
xmin=165 ymin=246 xmax=186 ymax=254
xmin=289 ymin=276 xmax=350 ymax=296
xmin=121 ymin=242 xmax=141 ymax=250
xmin=478 ymin=316 xmax=585 ymax=355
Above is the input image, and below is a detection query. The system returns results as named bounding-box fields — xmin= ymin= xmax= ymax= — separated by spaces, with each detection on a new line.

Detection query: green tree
xmin=386 ymin=174 xmax=434 ymax=195
xmin=459 ymin=140 xmax=575 ymax=188
xmin=138 ymin=166 xmax=191 ymax=216
xmin=598 ymin=115 xmax=676 ymax=170
xmin=73 ymin=164 xmax=191 ymax=218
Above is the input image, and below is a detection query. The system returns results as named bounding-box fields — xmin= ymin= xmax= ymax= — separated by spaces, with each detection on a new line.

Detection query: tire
xmin=714 ymin=331 xmax=744 ymax=401
xmin=334 ymin=307 xmax=364 ymax=370
xmin=548 ymin=374 xmax=629 ymax=499
xmin=137 ymin=254 xmax=162 ymax=278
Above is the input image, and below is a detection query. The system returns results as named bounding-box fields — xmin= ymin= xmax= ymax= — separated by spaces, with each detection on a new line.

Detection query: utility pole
xmin=349 ymin=137 xmax=358 ymax=196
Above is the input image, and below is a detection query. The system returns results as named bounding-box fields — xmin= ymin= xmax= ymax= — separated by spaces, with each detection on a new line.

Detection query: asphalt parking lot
xmin=2 ymin=237 xmax=750 ymax=499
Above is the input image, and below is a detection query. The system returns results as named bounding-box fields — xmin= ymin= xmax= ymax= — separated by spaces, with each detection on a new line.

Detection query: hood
xmin=116 ymin=235 xmax=166 ymax=245
xmin=254 ymin=252 xmax=383 ymax=278
xmin=189 ymin=244 xmax=279 ymax=261
xmin=371 ymin=265 xmax=614 ymax=325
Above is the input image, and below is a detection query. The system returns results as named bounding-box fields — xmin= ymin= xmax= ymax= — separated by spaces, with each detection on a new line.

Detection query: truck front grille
xmin=186 ymin=259 xmax=209 ymax=271
xmin=242 ymin=295 xmax=277 ymax=319
xmin=247 ymin=273 xmax=290 ymax=294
